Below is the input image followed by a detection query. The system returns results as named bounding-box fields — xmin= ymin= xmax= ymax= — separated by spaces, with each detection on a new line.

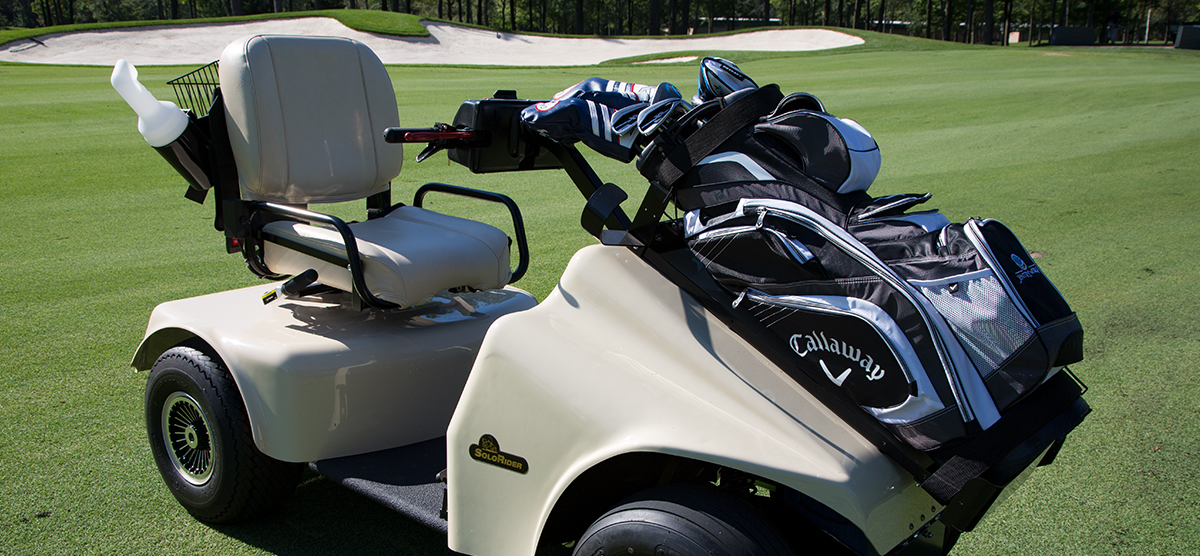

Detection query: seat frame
xmin=186 ymin=87 xmax=528 ymax=311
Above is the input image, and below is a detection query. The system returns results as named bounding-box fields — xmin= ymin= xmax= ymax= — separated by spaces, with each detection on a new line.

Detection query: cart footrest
xmin=310 ymin=436 xmax=448 ymax=533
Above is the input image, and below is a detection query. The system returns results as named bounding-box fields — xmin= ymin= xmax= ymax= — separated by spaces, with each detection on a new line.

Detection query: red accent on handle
xmin=404 ymin=131 xmax=477 ymax=142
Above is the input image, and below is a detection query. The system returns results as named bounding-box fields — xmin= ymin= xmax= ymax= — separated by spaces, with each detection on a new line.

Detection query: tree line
xmin=3 ymin=0 xmax=1195 ymax=44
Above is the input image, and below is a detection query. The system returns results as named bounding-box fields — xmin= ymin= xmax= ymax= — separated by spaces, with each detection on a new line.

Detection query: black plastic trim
xmin=581 ymin=183 xmax=630 ymax=240
xmin=542 ymin=141 xmax=632 ymax=231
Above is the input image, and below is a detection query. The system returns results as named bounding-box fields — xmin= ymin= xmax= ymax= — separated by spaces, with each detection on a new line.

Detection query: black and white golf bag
xmin=638 ymin=84 xmax=1085 ymax=452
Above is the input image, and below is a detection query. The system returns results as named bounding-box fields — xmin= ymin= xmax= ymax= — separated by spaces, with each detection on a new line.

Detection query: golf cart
xmin=115 ymin=34 xmax=1089 ymax=556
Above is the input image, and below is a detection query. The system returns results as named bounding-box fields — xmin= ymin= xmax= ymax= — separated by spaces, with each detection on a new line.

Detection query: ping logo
xmin=469 ymin=434 xmax=528 ymax=474
xmin=1009 ymin=253 xmax=1043 ymax=284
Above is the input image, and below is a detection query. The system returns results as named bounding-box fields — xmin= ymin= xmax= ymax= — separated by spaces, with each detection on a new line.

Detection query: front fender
xmin=131 ymin=294 xmax=283 ymax=459
xmin=131 ymin=327 xmax=198 ymax=372
xmin=134 ymin=284 xmax=536 ymax=463
xmin=131 ymin=286 xmax=315 ymax=461
xmin=447 ymin=246 xmax=938 ymax=556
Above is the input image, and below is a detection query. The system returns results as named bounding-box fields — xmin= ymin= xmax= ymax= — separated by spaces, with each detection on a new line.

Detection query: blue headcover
xmin=520 ymin=78 xmax=655 ymax=162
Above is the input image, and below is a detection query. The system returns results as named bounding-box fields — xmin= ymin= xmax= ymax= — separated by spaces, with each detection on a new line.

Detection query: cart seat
xmin=262 ymin=207 xmax=511 ymax=308
xmin=218 ymin=34 xmax=512 ymax=307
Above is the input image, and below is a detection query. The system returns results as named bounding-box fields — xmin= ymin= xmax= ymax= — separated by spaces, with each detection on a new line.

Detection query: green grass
xmin=2 ymin=44 xmax=1199 ymax=554
xmin=0 ymin=10 xmax=428 ymax=49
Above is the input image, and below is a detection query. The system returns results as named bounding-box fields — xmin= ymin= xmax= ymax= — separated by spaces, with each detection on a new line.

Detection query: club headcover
xmin=521 ymin=90 xmax=645 ymax=162
xmin=693 ymin=57 xmax=759 ymax=104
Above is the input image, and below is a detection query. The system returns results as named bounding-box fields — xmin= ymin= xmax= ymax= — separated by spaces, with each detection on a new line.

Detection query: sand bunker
xmin=0 ymin=18 xmax=863 ymax=66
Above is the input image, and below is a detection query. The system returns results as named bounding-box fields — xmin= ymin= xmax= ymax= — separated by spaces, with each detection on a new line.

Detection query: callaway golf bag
xmin=524 ymin=59 xmax=1085 ymax=453
xmin=634 ymin=62 xmax=1084 ymax=453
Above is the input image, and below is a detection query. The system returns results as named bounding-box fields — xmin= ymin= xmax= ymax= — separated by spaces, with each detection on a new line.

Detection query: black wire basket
xmin=167 ymin=61 xmax=219 ymax=117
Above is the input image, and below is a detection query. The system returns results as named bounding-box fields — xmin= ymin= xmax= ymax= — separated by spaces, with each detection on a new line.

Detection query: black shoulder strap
xmin=641 ymin=85 xmax=785 ymax=191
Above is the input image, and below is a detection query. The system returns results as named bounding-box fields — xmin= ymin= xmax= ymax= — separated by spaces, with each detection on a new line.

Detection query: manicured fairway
xmin=1 ymin=42 xmax=1198 ymax=554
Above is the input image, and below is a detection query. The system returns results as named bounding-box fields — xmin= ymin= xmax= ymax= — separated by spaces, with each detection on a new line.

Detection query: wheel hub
xmin=161 ymin=392 xmax=214 ymax=486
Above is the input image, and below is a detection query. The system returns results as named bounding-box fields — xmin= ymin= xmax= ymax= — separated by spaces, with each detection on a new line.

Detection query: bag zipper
xmin=853 ymin=193 xmax=932 ymax=222
xmin=695 ymin=224 xmax=757 ymax=241
xmin=695 ymin=220 xmax=816 ymax=264
xmin=754 ymin=211 xmax=815 ymax=263
xmin=766 ymin=275 xmax=881 ymax=289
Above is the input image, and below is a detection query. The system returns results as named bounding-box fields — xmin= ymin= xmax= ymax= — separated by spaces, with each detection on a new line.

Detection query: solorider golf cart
xmin=115 ymin=35 xmax=1090 ymax=556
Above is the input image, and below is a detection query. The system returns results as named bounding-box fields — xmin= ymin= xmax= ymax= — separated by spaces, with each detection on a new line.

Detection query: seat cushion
xmin=262 ymin=206 xmax=511 ymax=308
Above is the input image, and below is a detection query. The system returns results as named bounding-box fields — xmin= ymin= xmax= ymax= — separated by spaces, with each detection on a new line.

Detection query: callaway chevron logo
xmin=790 ymin=331 xmax=887 ymax=386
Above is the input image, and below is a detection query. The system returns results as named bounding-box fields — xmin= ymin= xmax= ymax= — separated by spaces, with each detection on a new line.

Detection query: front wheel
xmin=145 ymin=345 xmax=302 ymax=523
xmin=572 ymin=483 xmax=794 ymax=556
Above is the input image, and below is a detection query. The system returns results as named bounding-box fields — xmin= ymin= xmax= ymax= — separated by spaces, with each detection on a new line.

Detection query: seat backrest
xmin=218 ymin=34 xmax=403 ymax=204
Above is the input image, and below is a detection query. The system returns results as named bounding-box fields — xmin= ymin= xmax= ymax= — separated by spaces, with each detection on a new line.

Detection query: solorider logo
xmin=469 ymin=434 xmax=529 ymax=474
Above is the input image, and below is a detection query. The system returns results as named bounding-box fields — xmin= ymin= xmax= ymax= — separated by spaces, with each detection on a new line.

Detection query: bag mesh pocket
xmin=912 ymin=271 xmax=1034 ymax=378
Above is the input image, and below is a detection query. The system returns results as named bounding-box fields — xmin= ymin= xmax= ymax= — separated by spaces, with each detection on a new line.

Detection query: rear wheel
xmin=145 ymin=345 xmax=302 ymax=523
xmin=572 ymin=483 xmax=794 ymax=556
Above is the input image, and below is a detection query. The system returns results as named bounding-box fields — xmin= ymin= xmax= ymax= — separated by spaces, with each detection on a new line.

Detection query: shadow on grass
xmin=211 ymin=469 xmax=453 ymax=555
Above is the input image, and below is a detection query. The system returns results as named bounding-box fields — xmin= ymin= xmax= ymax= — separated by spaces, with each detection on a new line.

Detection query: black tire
xmin=572 ymin=483 xmax=795 ymax=556
xmin=145 ymin=345 xmax=302 ymax=523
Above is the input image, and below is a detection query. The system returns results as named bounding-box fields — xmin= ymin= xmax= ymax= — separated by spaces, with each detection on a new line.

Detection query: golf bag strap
xmin=920 ymin=371 xmax=1085 ymax=505
xmin=207 ymin=88 xmax=243 ymax=237
xmin=642 ymin=85 xmax=784 ymax=191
